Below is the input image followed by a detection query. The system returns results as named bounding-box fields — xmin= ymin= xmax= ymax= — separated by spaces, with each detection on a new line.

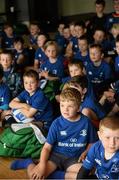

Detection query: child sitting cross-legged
xmin=10 ymin=88 xmax=98 ymax=179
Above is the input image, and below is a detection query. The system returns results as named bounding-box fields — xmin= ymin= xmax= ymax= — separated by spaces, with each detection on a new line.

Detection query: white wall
xmin=58 ymin=0 xmax=114 ymax=16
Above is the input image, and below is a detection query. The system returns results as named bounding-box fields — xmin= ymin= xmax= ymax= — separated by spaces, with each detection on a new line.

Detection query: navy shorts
xmin=49 ymin=152 xmax=79 ymax=170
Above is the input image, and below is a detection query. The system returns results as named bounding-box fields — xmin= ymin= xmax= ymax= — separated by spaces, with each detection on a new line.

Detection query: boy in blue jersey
xmin=74 ymin=35 xmax=90 ymax=67
xmin=34 ymin=33 xmax=48 ymax=70
xmin=86 ymin=44 xmax=112 ymax=99
xmin=106 ymin=0 xmax=119 ymax=31
xmin=0 ymin=64 xmax=11 ymax=125
xmin=9 ymin=69 xmax=53 ymax=131
xmin=13 ymin=36 xmax=29 ymax=71
xmin=1 ymin=23 xmax=16 ymax=49
xmin=77 ymin=115 xmax=119 ymax=179
xmin=0 ymin=50 xmax=22 ymax=98
xmin=64 ymin=75 xmax=106 ymax=129
xmin=39 ymin=41 xmax=65 ymax=81
xmin=20 ymin=88 xmax=97 ymax=179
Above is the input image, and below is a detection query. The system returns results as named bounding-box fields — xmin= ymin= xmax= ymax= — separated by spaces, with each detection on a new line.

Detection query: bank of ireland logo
xmin=70 ymin=138 xmax=77 ymax=143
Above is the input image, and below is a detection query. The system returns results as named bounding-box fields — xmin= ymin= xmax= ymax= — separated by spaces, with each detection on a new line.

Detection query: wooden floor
xmin=0 ymin=157 xmax=28 ymax=179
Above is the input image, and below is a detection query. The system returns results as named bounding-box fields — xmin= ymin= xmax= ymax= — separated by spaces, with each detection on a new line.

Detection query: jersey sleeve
xmin=46 ymin=120 xmax=58 ymax=145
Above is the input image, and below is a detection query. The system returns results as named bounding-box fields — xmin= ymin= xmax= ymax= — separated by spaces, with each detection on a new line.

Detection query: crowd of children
xmin=0 ymin=0 xmax=119 ymax=179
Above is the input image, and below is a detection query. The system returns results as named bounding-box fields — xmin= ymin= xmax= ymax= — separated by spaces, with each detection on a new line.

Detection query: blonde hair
xmin=44 ymin=40 xmax=59 ymax=54
xmin=99 ymin=115 xmax=119 ymax=131
xmin=112 ymin=23 xmax=119 ymax=30
xmin=60 ymin=88 xmax=81 ymax=106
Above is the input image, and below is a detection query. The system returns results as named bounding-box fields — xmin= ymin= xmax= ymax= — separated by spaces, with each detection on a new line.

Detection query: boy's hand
xmin=40 ymin=70 xmax=49 ymax=79
xmin=104 ymin=90 xmax=115 ymax=103
xmin=31 ymin=163 xmax=46 ymax=180
xmin=78 ymin=151 xmax=87 ymax=163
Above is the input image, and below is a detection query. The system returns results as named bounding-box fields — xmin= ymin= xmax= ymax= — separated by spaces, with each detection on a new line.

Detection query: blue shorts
xmin=49 ymin=152 xmax=79 ymax=170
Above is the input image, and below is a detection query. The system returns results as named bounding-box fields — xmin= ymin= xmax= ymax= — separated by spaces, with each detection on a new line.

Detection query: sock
xmin=47 ymin=170 xmax=65 ymax=179
xmin=10 ymin=158 xmax=33 ymax=170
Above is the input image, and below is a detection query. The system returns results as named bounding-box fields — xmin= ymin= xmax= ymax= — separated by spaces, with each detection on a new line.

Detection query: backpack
xmin=40 ymin=79 xmax=60 ymax=101
xmin=0 ymin=123 xmax=46 ymax=158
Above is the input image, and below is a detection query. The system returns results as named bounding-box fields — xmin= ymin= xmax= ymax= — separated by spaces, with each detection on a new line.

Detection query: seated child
xmin=64 ymin=75 xmax=106 ymax=128
xmin=39 ymin=41 xmax=65 ymax=81
xmin=77 ymin=115 xmax=119 ymax=179
xmin=34 ymin=33 xmax=48 ymax=70
xmin=23 ymin=21 xmax=41 ymax=50
xmin=13 ymin=36 xmax=29 ymax=71
xmin=0 ymin=64 xmax=11 ymax=125
xmin=86 ymin=43 xmax=113 ymax=99
xmin=74 ymin=35 xmax=90 ymax=67
xmin=9 ymin=69 xmax=53 ymax=131
xmin=0 ymin=50 xmax=22 ymax=98
xmin=1 ymin=23 xmax=16 ymax=49
xmin=55 ymin=60 xmax=85 ymax=103
xmin=10 ymin=88 xmax=97 ymax=179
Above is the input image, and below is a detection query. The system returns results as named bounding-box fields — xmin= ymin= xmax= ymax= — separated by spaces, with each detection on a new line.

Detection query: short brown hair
xmin=68 ymin=60 xmax=84 ymax=70
xmin=23 ymin=69 xmax=39 ymax=81
xmin=60 ymin=87 xmax=81 ymax=106
xmin=99 ymin=115 xmax=119 ymax=131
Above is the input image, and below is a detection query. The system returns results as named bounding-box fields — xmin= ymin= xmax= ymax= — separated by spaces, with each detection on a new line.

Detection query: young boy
xmin=9 ymin=69 xmax=53 ymax=130
xmin=1 ymin=23 xmax=16 ymax=49
xmin=0 ymin=64 xmax=11 ymax=125
xmin=106 ymin=0 xmax=119 ymax=31
xmin=13 ymin=36 xmax=29 ymax=70
xmin=0 ymin=50 xmax=22 ymax=98
xmin=86 ymin=44 xmax=112 ymax=99
xmin=62 ymin=60 xmax=85 ymax=84
xmin=86 ymin=0 xmax=106 ymax=36
xmin=77 ymin=115 xmax=119 ymax=179
xmin=64 ymin=75 xmax=106 ymax=128
xmin=10 ymin=88 xmax=97 ymax=179
xmin=34 ymin=33 xmax=48 ymax=70
xmin=74 ymin=35 xmax=90 ymax=67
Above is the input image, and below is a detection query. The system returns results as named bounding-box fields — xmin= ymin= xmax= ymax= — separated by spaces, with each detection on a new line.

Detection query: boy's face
xmin=0 ymin=53 xmax=12 ymax=70
xmin=30 ymin=25 xmax=40 ymax=36
xmin=58 ymin=24 xmax=65 ymax=35
xmin=37 ymin=35 xmax=46 ymax=48
xmin=98 ymin=127 xmax=119 ymax=154
xmin=69 ymin=24 xmax=76 ymax=37
xmin=116 ymin=41 xmax=119 ymax=54
xmin=114 ymin=1 xmax=119 ymax=13
xmin=111 ymin=26 xmax=119 ymax=38
xmin=89 ymin=47 xmax=103 ymax=62
xmin=23 ymin=76 xmax=39 ymax=95
xmin=75 ymin=26 xmax=85 ymax=38
xmin=69 ymin=64 xmax=83 ymax=77
xmin=93 ymin=30 xmax=105 ymax=43
xmin=60 ymin=99 xmax=80 ymax=121
xmin=63 ymin=28 xmax=71 ymax=39
xmin=45 ymin=45 xmax=57 ymax=59
xmin=78 ymin=39 xmax=88 ymax=52
xmin=4 ymin=27 xmax=13 ymax=36
xmin=95 ymin=4 xmax=105 ymax=14
xmin=14 ymin=41 xmax=23 ymax=51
